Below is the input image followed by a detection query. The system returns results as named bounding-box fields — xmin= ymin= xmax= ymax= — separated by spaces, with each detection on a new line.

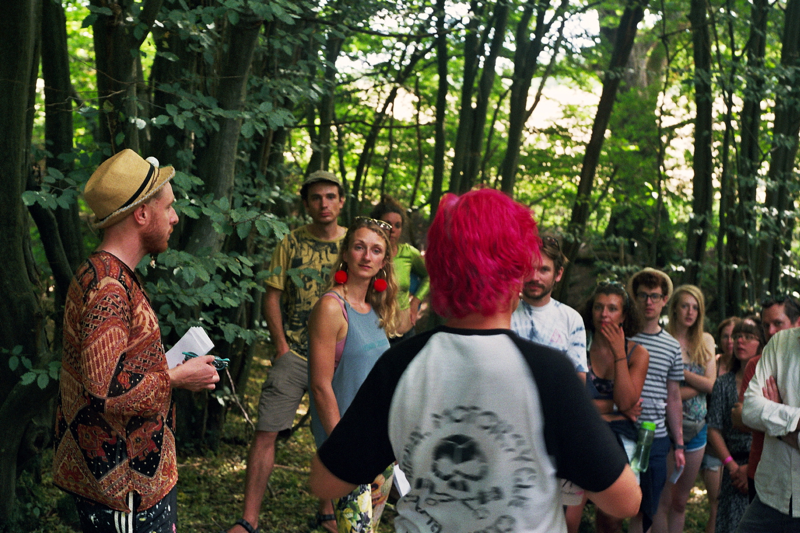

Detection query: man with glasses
xmin=733 ymin=295 xmax=800 ymax=503
xmin=227 ymin=170 xmax=346 ymax=533
xmin=627 ymin=268 xmax=686 ymax=533
xmin=511 ymin=235 xmax=587 ymax=382
xmin=738 ymin=296 xmax=800 ymax=531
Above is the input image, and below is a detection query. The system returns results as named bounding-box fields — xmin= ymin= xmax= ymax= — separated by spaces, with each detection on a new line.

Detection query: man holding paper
xmin=53 ymin=150 xmax=220 ymax=533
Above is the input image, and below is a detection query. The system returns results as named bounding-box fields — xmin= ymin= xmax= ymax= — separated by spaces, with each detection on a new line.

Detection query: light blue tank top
xmin=309 ymin=292 xmax=390 ymax=447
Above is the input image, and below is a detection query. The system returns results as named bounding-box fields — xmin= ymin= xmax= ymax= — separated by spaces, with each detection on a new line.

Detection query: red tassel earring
xmin=373 ymin=269 xmax=388 ymax=292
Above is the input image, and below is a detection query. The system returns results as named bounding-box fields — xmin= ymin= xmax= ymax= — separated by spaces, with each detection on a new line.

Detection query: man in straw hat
xmin=627 ymin=267 xmax=685 ymax=533
xmin=53 ymin=149 xmax=220 ymax=532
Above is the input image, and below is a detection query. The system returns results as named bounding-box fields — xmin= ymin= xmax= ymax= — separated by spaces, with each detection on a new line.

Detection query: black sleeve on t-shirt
xmin=317 ymin=329 xmax=436 ymax=486
xmin=508 ymin=334 xmax=629 ymax=493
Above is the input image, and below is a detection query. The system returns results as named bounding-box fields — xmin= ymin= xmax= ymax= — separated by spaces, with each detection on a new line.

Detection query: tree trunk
xmin=448 ymin=0 xmax=483 ymax=194
xmin=499 ymin=0 xmax=562 ymax=194
xmin=181 ymin=10 xmax=262 ymax=256
xmin=462 ymin=1 xmax=509 ymax=192
xmin=731 ymin=0 xmax=769 ymax=305
xmin=92 ymin=0 xmax=165 ymax=151
xmin=683 ymin=0 xmax=713 ymax=285
xmin=561 ymin=0 xmax=648 ymax=279
xmin=41 ymin=0 xmax=84 ymax=273
xmin=0 ymin=0 xmax=45 ymax=525
xmin=755 ymin=0 xmax=800 ymax=297
xmin=429 ymin=0 xmax=448 ymax=222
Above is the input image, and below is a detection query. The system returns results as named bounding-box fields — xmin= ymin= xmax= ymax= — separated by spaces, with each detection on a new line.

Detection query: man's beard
xmin=523 ymin=282 xmax=553 ymax=302
xmin=142 ymin=222 xmax=169 ymax=255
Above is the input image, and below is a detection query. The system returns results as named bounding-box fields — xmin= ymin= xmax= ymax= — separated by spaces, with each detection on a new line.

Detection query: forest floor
xmin=31 ymin=341 xmax=714 ymax=532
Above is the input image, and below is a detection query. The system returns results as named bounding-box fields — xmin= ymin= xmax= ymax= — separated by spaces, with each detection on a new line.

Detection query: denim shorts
xmin=686 ymin=423 xmax=708 ymax=452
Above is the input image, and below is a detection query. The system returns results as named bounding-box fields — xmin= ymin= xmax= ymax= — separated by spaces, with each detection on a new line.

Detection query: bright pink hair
xmin=426 ymin=189 xmax=541 ymax=318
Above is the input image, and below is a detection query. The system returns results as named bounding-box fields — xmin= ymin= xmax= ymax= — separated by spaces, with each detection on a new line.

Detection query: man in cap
xmin=53 ymin=149 xmax=220 ymax=532
xmin=228 ymin=170 xmax=346 ymax=533
xmin=627 ymin=268 xmax=685 ymax=533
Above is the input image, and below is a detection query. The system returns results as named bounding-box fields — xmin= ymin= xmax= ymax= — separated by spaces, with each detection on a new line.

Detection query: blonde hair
xmin=327 ymin=218 xmax=401 ymax=337
xmin=667 ymin=284 xmax=713 ymax=367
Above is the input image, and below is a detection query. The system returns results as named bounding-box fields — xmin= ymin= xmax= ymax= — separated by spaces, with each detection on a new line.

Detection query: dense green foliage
xmin=1 ymin=0 xmax=799 ymax=528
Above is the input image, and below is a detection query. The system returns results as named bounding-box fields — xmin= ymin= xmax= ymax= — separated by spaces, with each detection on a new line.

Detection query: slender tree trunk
xmin=181 ymin=10 xmax=262 ymax=256
xmin=732 ymin=0 xmax=769 ymax=305
xmin=561 ymin=0 xmax=648 ymax=274
xmin=92 ymin=0 xmax=165 ymax=151
xmin=755 ymin=0 xmax=800 ymax=297
xmin=0 ymin=0 xmax=46 ymax=525
xmin=499 ymin=0 xmax=563 ymax=194
xmin=429 ymin=0 xmax=448 ymax=222
xmin=683 ymin=0 xmax=713 ymax=285
xmin=449 ymin=0 xmax=483 ymax=194
xmin=462 ymin=1 xmax=509 ymax=192
xmin=42 ymin=0 xmax=84 ymax=273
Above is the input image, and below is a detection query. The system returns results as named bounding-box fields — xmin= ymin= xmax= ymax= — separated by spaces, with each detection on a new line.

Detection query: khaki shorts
xmin=256 ymin=351 xmax=309 ymax=432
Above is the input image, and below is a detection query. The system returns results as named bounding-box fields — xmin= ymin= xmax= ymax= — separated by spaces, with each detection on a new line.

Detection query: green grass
xmin=28 ymin=346 xmax=711 ymax=532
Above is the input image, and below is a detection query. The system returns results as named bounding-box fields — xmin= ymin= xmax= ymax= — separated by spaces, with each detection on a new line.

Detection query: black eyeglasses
xmin=542 ymin=236 xmax=560 ymax=250
xmin=637 ymin=291 xmax=665 ymax=303
xmin=353 ymin=216 xmax=392 ymax=232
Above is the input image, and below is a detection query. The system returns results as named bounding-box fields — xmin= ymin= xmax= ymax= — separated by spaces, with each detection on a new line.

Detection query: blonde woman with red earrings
xmin=307 ymin=216 xmax=400 ymax=533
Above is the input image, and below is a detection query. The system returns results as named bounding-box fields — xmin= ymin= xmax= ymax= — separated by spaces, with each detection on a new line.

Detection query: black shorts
xmin=74 ymin=486 xmax=177 ymax=533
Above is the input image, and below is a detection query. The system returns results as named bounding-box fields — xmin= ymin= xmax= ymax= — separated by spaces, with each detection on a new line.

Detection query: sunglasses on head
xmin=353 ymin=216 xmax=392 ymax=232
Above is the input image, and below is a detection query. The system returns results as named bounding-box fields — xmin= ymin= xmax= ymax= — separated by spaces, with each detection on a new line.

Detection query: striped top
xmin=631 ymin=328 xmax=684 ymax=438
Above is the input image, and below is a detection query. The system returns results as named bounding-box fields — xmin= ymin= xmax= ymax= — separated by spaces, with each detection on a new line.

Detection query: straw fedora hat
xmin=627 ymin=267 xmax=674 ymax=301
xmin=84 ymin=149 xmax=175 ymax=229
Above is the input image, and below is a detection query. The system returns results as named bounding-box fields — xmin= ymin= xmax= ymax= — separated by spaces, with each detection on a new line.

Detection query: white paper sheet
xmin=165 ymin=327 xmax=214 ymax=369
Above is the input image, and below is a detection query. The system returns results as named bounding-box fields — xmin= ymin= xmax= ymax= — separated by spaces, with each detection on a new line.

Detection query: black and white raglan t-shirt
xmin=318 ymin=327 xmax=628 ymax=533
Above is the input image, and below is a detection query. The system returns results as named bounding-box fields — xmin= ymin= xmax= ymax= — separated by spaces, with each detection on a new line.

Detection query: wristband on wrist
xmin=722 ymin=455 xmax=734 ymax=466
xmin=674 ymin=444 xmax=686 ymax=450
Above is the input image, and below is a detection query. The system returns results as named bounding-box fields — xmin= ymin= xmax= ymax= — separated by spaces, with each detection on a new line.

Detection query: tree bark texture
xmin=429 ymin=0 xmax=448 ymax=222
xmin=182 ymin=10 xmax=262 ymax=256
xmin=755 ymin=0 xmax=800 ymax=297
xmin=92 ymin=0 xmax=165 ymax=152
xmin=731 ymin=0 xmax=769 ymax=304
xmin=562 ymin=0 xmax=648 ymax=267
xmin=683 ymin=0 xmax=714 ymax=285
xmin=0 ymin=0 xmax=45 ymax=525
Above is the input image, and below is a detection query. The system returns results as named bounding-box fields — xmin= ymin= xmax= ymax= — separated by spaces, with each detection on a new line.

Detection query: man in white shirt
xmin=739 ymin=328 xmax=800 ymax=531
xmin=510 ymin=235 xmax=587 ymax=382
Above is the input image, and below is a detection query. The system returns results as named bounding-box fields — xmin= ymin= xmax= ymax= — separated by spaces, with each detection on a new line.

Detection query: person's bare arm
xmin=308 ymin=296 xmax=347 ymax=437
xmin=708 ymin=426 xmax=748 ymax=494
xmin=310 ymin=454 xmax=357 ymax=500
xmin=263 ymin=286 xmax=290 ymax=357
xmin=666 ymin=379 xmax=686 ymax=468
xmin=586 ymin=464 xmax=642 ymax=518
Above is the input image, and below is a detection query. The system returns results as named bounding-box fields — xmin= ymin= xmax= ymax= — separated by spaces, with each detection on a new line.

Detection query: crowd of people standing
xmin=54 ymin=150 xmax=800 ymax=533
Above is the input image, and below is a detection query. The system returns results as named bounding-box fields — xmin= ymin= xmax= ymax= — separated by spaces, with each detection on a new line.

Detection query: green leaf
xmin=166 ymin=104 xmax=178 ymax=116
xmin=37 ymin=373 xmax=49 ymax=390
xmin=9 ymin=356 xmax=19 ymax=371
xmin=21 ymin=191 xmax=38 ymax=206
xmin=87 ymin=5 xmax=113 ymax=15
xmin=20 ymin=373 xmax=36 ymax=386
xmin=115 ymin=131 xmax=125 ymax=146
xmin=228 ymin=9 xmax=239 ymax=25
xmin=236 ymin=221 xmax=252 ymax=240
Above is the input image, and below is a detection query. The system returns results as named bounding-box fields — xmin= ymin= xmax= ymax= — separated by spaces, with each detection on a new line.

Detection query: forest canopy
xmin=1 ymin=0 xmax=798 ymax=527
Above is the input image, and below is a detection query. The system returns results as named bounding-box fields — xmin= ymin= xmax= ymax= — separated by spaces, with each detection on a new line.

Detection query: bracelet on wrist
xmin=674 ymin=444 xmax=686 ymax=450
xmin=722 ymin=455 xmax=734 ymax=466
